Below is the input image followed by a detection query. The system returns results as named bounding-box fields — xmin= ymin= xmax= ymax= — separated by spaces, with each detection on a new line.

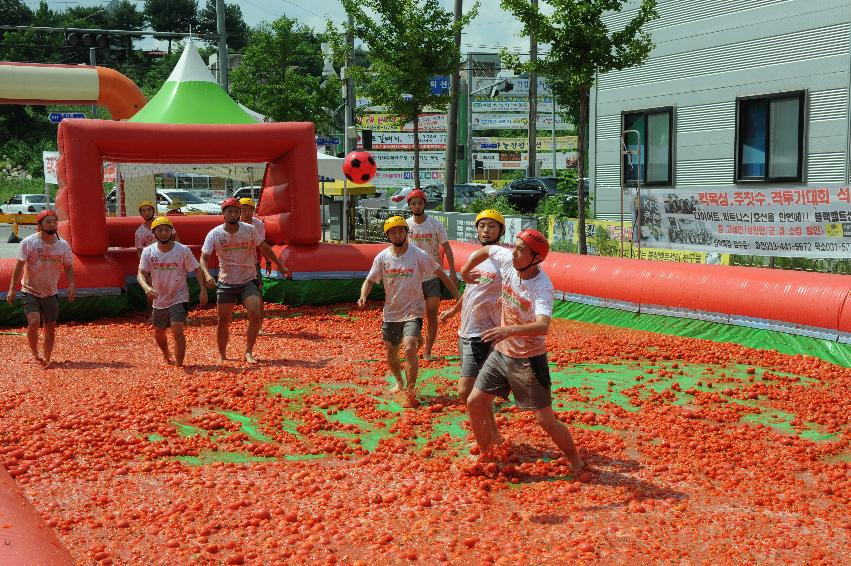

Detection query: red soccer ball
xmin=343 ymin=151 xmax=377 ymax=183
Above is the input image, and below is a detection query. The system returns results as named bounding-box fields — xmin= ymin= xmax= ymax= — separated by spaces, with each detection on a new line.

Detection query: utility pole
xmin=344 ymin=15 xmax=356 ymax=155
xmin=215 ymin=0 xmax=228 ymax=90
xmin=443 ymin=0 xmax=463 ymax=212
xmin=527 ymin=0 xmax=538 ymax=178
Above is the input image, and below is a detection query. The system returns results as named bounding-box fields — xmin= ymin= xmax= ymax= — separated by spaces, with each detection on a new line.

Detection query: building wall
xmin=591 ymin=0 xmax=851 ymax=219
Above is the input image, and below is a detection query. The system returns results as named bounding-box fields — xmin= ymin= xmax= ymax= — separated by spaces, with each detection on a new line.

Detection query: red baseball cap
xmin=406 ymin=189 xmax=427 ymax=203
xmin=37 ymin=210 xmax=58 ymax=224
xmin=220 ymin=197 xmax=240 ymax=211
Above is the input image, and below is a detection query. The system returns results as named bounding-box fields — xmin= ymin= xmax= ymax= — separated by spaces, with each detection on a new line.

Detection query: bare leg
xmin=423 ymin=295 xmax=440 ymax=359
xmin=243 ymin=295 xmax=263 ymax=363
xmin=402 ymin=335 xmax=419 ymax=392
xmin=467 ymin=388 xmax=498 ymax=457
xmin=216 ymin=303 xmax=235 ymax=361
xmin=460 ymin=376 xmax=501 ymax=443
xmin=154 ymin=326 xmax=172 ymax=364
xmin=42 ymin=322 xmax=56 ymax=364
xmin=171 ymin=322 xmax=186 ymax=367
xmin=25 ymin=313 xmax=42 ymax=362
xmin=384 ymin=341 xmax=404 ymax=391
xmin=535 ymin=406 xmax=584 ymax=473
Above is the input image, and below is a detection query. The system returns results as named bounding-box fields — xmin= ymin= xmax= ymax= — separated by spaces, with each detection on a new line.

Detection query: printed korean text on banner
xmin=43 ymin=151 xmax=60 ymax=184
xmin=473 ymin=136 xmax=578 ymax=151
xmin=369 ymin=132 xmax=447 ymax=150
xmin=372 ymin=170 xmax=443 ymax=187
xmin=632 ymin=186 xmax=851 ymax=258
xmin=474 ymin=152 xmax=578 ymax=170
xmin=472 ymin=96 xmax=557 ymax=113
xmin=472 ymin=113 xmax=572 ymax=131
xmin=372 ymin=151 xmax=446 ymax=169
xmin=470 ymin=77 xmax=551 ymax=96
xmin=357 ymin=113 xmax=447 ymax=132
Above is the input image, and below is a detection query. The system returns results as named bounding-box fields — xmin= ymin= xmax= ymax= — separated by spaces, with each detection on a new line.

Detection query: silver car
xmin=0 ymin=193 xmax=49 ymax=214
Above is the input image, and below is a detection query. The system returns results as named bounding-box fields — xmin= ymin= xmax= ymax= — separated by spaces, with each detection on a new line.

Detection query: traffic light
xmin=65 ymin=31 xmax=109 ymax=49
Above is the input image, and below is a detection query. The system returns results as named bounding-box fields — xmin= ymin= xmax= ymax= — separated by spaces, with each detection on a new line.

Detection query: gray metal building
xmin=590 ymin=0 xmax=851 ymax=219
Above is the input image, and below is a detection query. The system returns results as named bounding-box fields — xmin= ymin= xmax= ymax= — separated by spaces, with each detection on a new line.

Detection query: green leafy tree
xmin=144 ymin=0 xmax=198 ymax=53
xmin=0 ymin=0 xmax=31 ymax=25
xmin=534 ymin=167 xmax=592 ymax=218
xmin=196 ymin=0 xmax=248 ymax=51
xmin=230 ymin=17 xmax=341 ymax=132
xmin=501 ymin=0 xmax=658 ymax=254
xmin=462 ymin=193 xmax=519 ymax=216
xmin=336 ymin=0 xmax=478 ymax=188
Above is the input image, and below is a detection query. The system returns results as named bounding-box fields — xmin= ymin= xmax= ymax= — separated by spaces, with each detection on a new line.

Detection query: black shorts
xmin=22 ymin=293 xmax=59 ymax=323
xmin=151 ymin=302 xmax=188 ymax=329
xmin=381 ymin=319 xmax=423 ymax=346
xmin=474 ymin=350 xmax=552 ymax=409
xmin=422 ymin=278 xmax=442 ymax=299
xmin=216 ymin=281 xmax=262 ymax=305
xmin=459 ymin=336 xmax=492 ymax=377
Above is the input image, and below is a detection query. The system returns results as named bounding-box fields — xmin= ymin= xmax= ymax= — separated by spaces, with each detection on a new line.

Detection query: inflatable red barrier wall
xmin=276 ymin=243 xmax=387 ymax=273
xmin=105 ymin=215 xmax=224 ymax=249
xmin=55 ymin=120 xmax=320 ymax=256
xmin=0 ymin=465 xmax=72 ymax=565
xmin=448 ymin=242 xmax=851 ymax=334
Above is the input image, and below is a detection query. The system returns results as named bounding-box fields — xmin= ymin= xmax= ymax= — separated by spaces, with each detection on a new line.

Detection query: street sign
xmin=430 ymin=76 xmax=449 ymax=95
xmin=48 ymin=112 xmax=86 ymax=123
xmin=316 ymin=136 xmax=341 ymax=146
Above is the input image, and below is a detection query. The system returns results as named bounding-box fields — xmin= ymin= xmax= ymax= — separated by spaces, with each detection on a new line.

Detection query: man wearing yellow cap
xmin=358 ymin=216 xmax=460 ymax=407
xmin=137 ymin=216 xmax=207 ymax=367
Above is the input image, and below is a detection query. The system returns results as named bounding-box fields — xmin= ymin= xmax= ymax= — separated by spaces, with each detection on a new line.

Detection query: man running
xmin=6 ymin=210 xmax=75 ymax=366
xmin=461 ymin=229 xmax=584 ymax=473
xmin=200 ymin=198 xmax=288 ymax=363
xmin=138 ymin=216 xmax=208 ymax=367
xmin=358 ymin=216 xmax=460 ymax=407
xmin=405 ymin=189 xmax=456 ymax=360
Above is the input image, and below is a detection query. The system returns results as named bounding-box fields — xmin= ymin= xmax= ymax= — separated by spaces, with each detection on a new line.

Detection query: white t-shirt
xmin=489 ymin=246 xmax=554 ymax=358
xmin=366 ymin=245 xmax=440 ymax=322
xmin=139 ymin=242 xmax=200 ymax=309
xmin=201 ymin=223 xmax=262 ymax=285
xmin=458 ymin=257 xmax=501 ymax=338
xmin=248 ymin=216 xmax=265 ymax=242
xmin=15 ymin=234 xmax=73 ymax=298
xmin=135 ymin=222 xmax=178 ymax=250
xmin=406 ymin=215 xmax=447 ymax=281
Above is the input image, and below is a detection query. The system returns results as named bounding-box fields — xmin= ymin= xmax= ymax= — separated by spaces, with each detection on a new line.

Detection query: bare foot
xmin=397 ymin=389 xmax=419 ymax=408
xmin=422 ymin=352 xmax=436 ymax=361
xmin=163 ymin=356 xmax=175 ymax=366
xmin=244 ymin=352 xmax=257 ymax=364
xmin=258 ymin=329 xmax=271 ymax=336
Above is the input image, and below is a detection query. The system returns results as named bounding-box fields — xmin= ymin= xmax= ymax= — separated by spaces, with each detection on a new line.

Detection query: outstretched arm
xmin=258 ymin=242 xmax=289 ymax=277
xmin=442 ymin=242 xmax=457 ymax=282
xmin=459 ymin=247 xmax=492 ymax=283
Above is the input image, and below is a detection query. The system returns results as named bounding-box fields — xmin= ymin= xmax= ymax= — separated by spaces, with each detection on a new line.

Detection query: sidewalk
xmin=0 ymin=225 xmax=36 ymax=259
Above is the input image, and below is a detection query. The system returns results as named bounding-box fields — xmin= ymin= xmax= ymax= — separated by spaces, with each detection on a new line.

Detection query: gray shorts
xmin=152 ymin=302 xmax=188 ymax=329
xmin=474 ymin=350 xmax=552 ymax=409
xmin=459 ymin=336 xmax=492 ymax=377
xmin=382 ymin=318 xmax=423 ymax=346
xmin=422 ymin=278 xmax=442 ymax=299
xmin=22 ymin=293 xmax=59 ymax=324
xmin=216 ymin=281 xmax=262 ymax=305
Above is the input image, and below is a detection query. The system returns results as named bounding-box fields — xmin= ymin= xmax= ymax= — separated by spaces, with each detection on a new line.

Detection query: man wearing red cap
xmin=459 ymin=229 xmax=584 ymax=474
xmin=200 ymin=198 xmax=288 ymax=363
xmin=405 ymin=189 xmax=456 ymax=360
xmin=6 ymin=210 xmax=75 ymax=365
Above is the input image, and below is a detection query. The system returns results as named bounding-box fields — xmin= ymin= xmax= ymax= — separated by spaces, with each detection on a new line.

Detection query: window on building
xmin=622 ymin=108 xmax=673 ymax=186
xmin=736 ymin=92 xmax=804 ymax=182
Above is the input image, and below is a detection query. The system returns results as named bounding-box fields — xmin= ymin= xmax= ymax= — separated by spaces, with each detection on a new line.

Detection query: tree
xmin=197 ymin=0 xmax=248 ymax=52
xmin=229 ymin=17 xmax=341 ymax=133
xmin=144 ymin=0 xmax=198 ymax=53
xmin=337 ymin=0 xmax=478 ymax=188
xmin=501 ymin=0 xmax=658 ymax=254
xmin=0 ymin=0 xmax=31 ymax=25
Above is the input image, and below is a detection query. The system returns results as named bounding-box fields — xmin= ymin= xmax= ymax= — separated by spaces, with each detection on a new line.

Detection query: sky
xmin=23 ymin=0 xmax=530 ymax=54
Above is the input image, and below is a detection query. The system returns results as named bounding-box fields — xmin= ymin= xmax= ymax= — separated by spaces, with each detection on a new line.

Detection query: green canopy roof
xmin=129 ymin=40 xmax=255 ymax=124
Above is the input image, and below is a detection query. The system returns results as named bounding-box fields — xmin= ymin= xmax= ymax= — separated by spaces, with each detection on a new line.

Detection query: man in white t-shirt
xmin=138 ymin=216 xmax=208 ymax=367
xmin=6 ymin=210 xmax=75 ymax=365
xmin=200 ymin=198 xmax=289 ymax=363
xmin=460 ymin=229 xmax=584 ymax=473
xmin=406 ymin=189 xmax=456 ymax=360
xmin=358 ymin=216 xmax=460 ymax=408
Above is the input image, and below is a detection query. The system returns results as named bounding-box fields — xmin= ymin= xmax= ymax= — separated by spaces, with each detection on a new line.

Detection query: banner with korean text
xmin=631 ymin=186 xmax=851 ymax=257
xmin=357 ymin=113 xmax=446 ymax=131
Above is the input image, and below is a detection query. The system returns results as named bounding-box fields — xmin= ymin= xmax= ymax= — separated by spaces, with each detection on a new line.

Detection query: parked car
xmin=494 ymin=177 xmax=560 ymax=212
xmin=233 ymin=186 xmax=262 ymax=201
xmin=105 ymin=189 xmax=221 ymax=215
xmin=0 ymin=193 xmax=49 ymax=215
xmin=451 ymin=184 xmax=487 ymax=209
xmin=357 ymin=187 xmax=401 ymax=210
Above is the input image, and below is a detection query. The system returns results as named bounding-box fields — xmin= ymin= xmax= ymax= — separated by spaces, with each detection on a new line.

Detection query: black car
xmin=495 ymin=177 xmax=560 ymax=212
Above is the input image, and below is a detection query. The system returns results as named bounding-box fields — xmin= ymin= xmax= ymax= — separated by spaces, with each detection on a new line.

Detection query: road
xmin=0 ymin=224 xmax=36 ymax=259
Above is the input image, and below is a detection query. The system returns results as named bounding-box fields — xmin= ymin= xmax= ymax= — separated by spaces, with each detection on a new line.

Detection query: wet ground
xmin=1 ymin=302 xmax=848 ymax=564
